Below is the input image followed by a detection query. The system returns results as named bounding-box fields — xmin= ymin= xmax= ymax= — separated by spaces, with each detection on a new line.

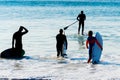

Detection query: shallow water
xmin=0 ymin=1 xmax=120 ymax=80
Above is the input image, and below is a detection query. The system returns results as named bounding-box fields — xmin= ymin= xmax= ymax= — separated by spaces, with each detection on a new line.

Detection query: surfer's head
xmin=59 ymin=29 xmax=63 ymax=34
xmin=88 ymin=30 xmax=93 ymax=37
xmin=81 ymin=11 xmax=83 ymax=14
xmin=18 ymin=26 xmax=23 ymax=32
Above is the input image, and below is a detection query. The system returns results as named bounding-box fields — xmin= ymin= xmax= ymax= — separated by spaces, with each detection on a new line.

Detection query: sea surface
xmin=0 ymin=0 xmax=120 ymax=80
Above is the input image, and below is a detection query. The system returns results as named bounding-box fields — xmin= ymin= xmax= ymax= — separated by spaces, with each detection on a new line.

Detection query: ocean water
xmin=0 ymin=1 xmax=120 ymax=80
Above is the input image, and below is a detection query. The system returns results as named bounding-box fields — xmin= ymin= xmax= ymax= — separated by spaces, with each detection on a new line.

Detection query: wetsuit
xmin=56 ymin=34 xmax=67 ymax=57
xmin=77 ymin=13 xmax=86 ymax=35
xmin=87 ymin=37 xmax=96 ymax=62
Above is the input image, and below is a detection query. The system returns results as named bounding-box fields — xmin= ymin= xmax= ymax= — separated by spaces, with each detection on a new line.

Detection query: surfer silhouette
xmin=86 ymin=31 xmax=102 ymax=63
xmin=56 ymin=29 xmax=68 ymax=58
xmin=77 ymin=11 xmax=86 ymax=35
xmin=12 ymin=26 xmax=28 ymax=56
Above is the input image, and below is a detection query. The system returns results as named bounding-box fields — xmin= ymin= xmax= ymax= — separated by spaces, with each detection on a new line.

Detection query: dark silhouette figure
xmin=86 ymin=31 xmax=102 ymax=63
xmin=77 ymin=11 xmax=86 ymax=35
xmin=12 ymin=26 xmax=28 ymax=57
xmin=56 ymin=29 xmax=68 ymax=58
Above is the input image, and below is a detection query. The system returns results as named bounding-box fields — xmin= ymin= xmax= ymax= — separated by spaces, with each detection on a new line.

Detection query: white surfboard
xmin=92 ymin=32 xmax=103 ymax=64
xmin=62 ymin=41 xmax=67 ymax=58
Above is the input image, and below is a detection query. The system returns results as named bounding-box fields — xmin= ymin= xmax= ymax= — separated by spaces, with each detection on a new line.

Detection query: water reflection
xmin=77 ymin=35 xmax=86 ymax=50
xmin=78 ymin=35 xmax=84 ymax=45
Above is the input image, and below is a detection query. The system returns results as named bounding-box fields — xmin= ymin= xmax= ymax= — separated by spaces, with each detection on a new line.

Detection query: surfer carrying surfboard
xmin=86 ymin=31 xmax=102 ymax=63
xmin=56 ymin=29 xmax=68 ymax=58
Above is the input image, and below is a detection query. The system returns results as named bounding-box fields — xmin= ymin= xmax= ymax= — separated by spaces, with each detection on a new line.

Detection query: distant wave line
xmin=0 ymin=1 xmax=119 ymax=7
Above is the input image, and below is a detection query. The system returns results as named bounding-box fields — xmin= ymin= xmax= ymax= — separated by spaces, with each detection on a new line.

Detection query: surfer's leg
xmin=82 ymin=22 xmax=84 ymax=35
xmin=78 ymin=22 xmax=81 ymax=34
xmin=87 ymin=54 xmax=92 ymax=63
xmin=61 ymin=50 xmax=64 ymax=57
xmin=87 ymin=48 xmax=92 ymax=63
xmin=87 ymin=59 xmax=91 ymax=63
xmin=57 ymin=50 xmax=60 ymax=58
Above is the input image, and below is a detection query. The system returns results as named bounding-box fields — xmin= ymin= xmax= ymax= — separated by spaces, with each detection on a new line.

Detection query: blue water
xmin=0 ymin=1 xmax=120 ymax=7
xmin=0 ymin=0 xmax=120 ymax=79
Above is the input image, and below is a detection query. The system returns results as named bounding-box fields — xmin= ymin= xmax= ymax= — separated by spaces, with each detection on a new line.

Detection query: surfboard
xmin=0 ymin=48 xmax=25 ymax=59
xmin=92 ymin=32 xmax=103 ymax=64
xmin=62 ymin=41 xmax=67 ymax=58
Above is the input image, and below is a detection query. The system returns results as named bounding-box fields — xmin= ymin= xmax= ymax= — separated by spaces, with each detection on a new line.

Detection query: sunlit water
xmin=0 ymin=1 xmax=120 ymax=80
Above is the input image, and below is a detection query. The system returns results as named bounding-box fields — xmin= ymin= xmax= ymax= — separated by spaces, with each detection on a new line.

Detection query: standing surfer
xmin=77 ymin=11 xmax=86 ymax=35
xmin=56 ymin=29 xmax=68 ymax=58
xmin=86 ymin=31 xmax=102 ymax=63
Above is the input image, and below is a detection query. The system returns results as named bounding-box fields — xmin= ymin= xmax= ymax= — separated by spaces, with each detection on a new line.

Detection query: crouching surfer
xmin=56 ymin=29 xmax=68 ymax=58
xmin=0 ymin=26 xmax=28 ymax=58
xmin=12 ymin=26 xmax=28 ymax=57
xmin=86 ymin=31 xmax=102 ymax=63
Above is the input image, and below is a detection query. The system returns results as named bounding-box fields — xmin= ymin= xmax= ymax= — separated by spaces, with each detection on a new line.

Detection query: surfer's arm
xmin=95 ymin=40 xmax=103 ymax=50
xmin=84 ymin=14 xmax=86 ymax=20
xmin=86 ymin=40 xmax=89 ymax=49
xmin=21 ymin=26 xmax=28 ymax=35
xmin=77 ymin=14 xmax=80 ymax=21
